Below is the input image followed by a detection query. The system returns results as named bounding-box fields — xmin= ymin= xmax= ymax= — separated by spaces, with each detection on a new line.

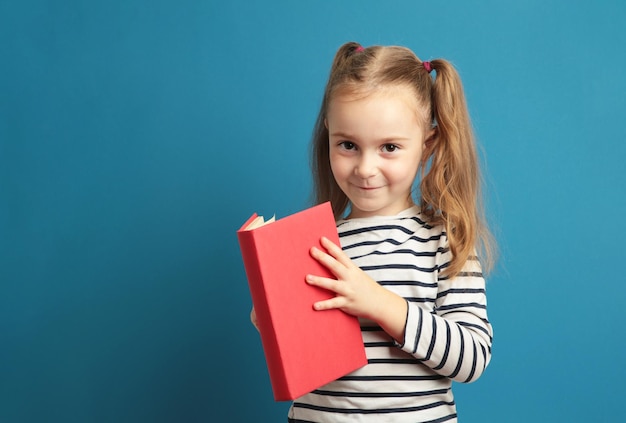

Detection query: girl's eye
xmin=383 ymin=144 xmax=398 ymax=152
xmin=339 ymin=141 xmax=356 ymax=150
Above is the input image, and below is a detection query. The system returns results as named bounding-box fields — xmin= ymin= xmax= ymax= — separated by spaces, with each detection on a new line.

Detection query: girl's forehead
xmin=329 ymin=84 xmax=429 ymax=123
xmin=332 ymin=82 xmax=414 ymax=100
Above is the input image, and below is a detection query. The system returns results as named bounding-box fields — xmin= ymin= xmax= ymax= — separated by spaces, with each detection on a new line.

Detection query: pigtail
xmin=420 ymin=59 xmax=494 ymax=277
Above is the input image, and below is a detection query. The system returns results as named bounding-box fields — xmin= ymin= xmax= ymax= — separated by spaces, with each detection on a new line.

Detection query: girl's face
xmin=327 ymin=86 xmax=432 ymax=219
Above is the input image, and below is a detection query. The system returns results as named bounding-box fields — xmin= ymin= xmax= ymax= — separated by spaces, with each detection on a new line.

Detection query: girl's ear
xmin=423 ymin=126 xmax=438 ymax=152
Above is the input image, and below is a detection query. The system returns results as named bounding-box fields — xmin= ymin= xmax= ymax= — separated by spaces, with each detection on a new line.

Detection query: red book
xmin=237 ymin=202 xmax=367 ymax=401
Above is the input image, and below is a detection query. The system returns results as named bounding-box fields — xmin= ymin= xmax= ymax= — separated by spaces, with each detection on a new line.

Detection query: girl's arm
xmin=307 ymin=236 xmax=492 ymax=383
xmin=398 ymin=255 xmax=492 ymax=383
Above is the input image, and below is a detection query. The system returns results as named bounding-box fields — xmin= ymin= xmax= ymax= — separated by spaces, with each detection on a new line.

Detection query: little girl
xmin=255 ymin=42 xmax=494 ymax=422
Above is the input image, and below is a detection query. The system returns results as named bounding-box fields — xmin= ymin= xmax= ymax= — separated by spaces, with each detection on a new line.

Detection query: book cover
xmin=237 ymin=202 xmax=367 ymax=401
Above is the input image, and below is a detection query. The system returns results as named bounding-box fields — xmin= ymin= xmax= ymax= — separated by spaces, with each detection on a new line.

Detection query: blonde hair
xmin=311 ymin=42 xmax=495 ymax=278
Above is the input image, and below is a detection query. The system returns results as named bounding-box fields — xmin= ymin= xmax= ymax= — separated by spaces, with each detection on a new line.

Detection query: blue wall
xmin=2 ymin=1 xmax=625 ymax=421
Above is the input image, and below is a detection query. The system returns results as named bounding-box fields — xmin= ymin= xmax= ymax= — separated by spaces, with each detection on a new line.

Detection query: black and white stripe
xmin=288 ymin=207 xmax=492 ymax=423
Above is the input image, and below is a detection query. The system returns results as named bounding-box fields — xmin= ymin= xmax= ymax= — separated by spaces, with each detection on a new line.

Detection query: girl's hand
xmin=307 ymin=236 xmax=381 ymax=319
xmin=307 ymin=237 xmax=407 ymax=341
xmin=250 ymin=307 xmax=259 ymax=332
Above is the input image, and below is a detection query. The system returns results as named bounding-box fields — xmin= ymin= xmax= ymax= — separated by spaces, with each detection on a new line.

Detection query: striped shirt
xmin=288 ymin=206 xmax=493 ymax=423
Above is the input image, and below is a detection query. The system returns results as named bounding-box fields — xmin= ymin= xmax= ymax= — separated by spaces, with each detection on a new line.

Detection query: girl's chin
xmin=346 ymin=198 xmax=414 ymax=219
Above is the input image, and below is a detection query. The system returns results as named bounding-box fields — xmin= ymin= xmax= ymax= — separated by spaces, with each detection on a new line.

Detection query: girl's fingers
xmin=313 ymin=297 xmax=342 ymax=311
xmin=311 ymin=237 xmax=353 ymax=276
xmin=306 ymin=274 xmax=343 ymax=295
xmin=306 ymin=275 xmax=346 ymax=310
xmin=312 ymin=296 xmax=346 ymax=311
xmin=310 ymin=246 xmax=344 ymax=276
xmin=250 ymin=308 xmax=259 ymax=331
xmin=320 ymin=236 xmax=352 ymax=267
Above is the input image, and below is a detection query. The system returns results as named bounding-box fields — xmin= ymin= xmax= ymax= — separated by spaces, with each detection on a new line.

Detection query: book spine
xmin=237 ymin=230 xmax=289 ymax=400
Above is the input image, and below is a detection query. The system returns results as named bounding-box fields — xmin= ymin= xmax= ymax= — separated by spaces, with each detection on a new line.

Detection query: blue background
xmin=2 ymin=1 xmax=625 ymax=422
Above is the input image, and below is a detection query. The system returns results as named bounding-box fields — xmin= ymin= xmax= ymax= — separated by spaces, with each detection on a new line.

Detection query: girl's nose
xmin=355 ymin=153 xmax=378 ymax=179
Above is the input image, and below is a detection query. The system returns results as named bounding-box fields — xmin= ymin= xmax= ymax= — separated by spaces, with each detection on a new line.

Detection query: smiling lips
xmin=353 ymin=183 xmax=383 ymax=191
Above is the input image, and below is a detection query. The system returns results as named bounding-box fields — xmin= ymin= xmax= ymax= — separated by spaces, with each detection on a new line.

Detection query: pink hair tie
xmin=355 ymin=46 xmax=365 ymax=53
xmin=423 ymin=61 xmax=433 ymax=73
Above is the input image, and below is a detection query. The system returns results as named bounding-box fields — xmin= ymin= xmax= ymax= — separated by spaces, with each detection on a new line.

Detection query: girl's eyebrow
xmin=331 ymin=131 xmax=411 ymax=143
xmin=330 ymin=131 xmax=357 ymax=139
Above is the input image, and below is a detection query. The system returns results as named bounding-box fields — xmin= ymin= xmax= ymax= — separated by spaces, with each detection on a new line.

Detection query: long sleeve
xmin=398 ymin=253 xmax=493 ymax=383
